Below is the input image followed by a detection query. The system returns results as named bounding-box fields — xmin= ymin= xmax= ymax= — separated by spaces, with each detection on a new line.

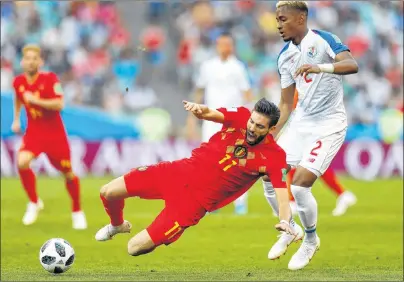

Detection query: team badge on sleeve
xmin=281 ymin=168 xmax=288 ymax=182
xmin=53 ymin=83 xmax=64 ymax=96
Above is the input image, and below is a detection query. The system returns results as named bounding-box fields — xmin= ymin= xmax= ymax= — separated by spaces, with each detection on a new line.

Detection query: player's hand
xmin=182 ymin=100 xmax=203 ymax=115
xmin=294 ymin=64 xmax=321 ymax=80
xmin=23 ymin=91 xmax=38 ymax=104
xmin=275 ymin=221 xmax=295 ymax=235
xmin=11 ymin=120 xmax=21 ymax=134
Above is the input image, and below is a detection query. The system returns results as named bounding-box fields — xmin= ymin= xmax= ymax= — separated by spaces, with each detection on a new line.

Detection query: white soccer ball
xmin=39 ymin=238 xmax=75 ymax=274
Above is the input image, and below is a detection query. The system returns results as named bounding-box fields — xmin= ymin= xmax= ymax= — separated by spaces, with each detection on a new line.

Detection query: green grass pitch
xmin=1 ymin=176 xmax=403 ymax=281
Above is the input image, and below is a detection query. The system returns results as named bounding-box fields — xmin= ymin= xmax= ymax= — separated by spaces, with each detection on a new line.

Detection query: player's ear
xmin=269 ymin=125 xmax=277 ymax=134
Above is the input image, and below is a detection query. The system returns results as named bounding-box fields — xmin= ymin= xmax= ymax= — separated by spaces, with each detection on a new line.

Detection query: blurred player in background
xmin=96 ymin=99 xmax=300 ymax=261
xmin=263 ymin=1 xmax=359 ymax=270
xmin=286 ymin=91 xmax=357 ymax=217
xmin=187 ymin=32 xmax=254 ymax=215
xmin=11 ymin=44 xmax=87 ymax=230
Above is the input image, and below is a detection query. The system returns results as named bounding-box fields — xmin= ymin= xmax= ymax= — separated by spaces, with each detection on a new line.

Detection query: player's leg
xmin=288 ymin=129 xmax=346 ymax=270
xmin=47 ymin=146 xmax=87 ymax=229
xmin=95 ymin=176 xmax=132 ymax=241
xmin=287 ymin=168 xmax=297 ymax=216
xmin=321 ymin=168 xmax=357 ymax=216
xmin=265 ymin=122 xmax=304 ymax=259
xmin=127 ymin=204 xmax=192 ymax=256
xmin=264 ymin=172 xmax=304 ymax=260
xmin=17 ymin=142 xmax=43 ymax=225
xmin=96 ymin=164 xmax=165 ymax=241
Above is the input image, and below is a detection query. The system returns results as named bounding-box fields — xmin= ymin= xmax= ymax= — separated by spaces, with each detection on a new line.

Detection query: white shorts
xmin=277 ymin=119 xmax=347 ymax=177
xmin=202 ymin=121 xmax=223 ymax=142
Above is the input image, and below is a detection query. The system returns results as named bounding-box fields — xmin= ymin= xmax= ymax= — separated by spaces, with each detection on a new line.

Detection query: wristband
xmin=280 ymin=220 xmax=290 ymax=225
xmin=318 ymin=63 xmax=335 ymax=73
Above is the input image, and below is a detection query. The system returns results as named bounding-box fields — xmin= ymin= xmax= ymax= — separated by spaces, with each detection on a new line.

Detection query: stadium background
xmin=0 ymin=1 xmax=403 ymax=281
xmin=1 ymin=0 xmax=403 ymax=180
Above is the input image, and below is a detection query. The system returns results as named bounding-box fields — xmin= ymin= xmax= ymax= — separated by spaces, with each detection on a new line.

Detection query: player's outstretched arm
xmin=272 ymin=84 xmax=295 ymax=140
xmin=274 ymin=187 xmax=295 ymax=235
xmin=182 ymin=100 xmax=224 ymax=123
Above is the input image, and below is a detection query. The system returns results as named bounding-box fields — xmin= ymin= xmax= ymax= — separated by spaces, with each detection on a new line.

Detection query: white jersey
xmin=196 ymin=55 xmax=251 ymax=142
xmin=196 ymin=55 xmax=250 ymax=109
xmin=278 ymin=29 xmax=349 ymax=133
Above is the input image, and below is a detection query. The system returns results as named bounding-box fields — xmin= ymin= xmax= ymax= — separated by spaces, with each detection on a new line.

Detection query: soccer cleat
xmin=268 ymin=223 xmax=304 ymax=260
xmin=288 ymin=236 xmax=321 ymax=270
xmin=72 ymin=211 xmax=88 ymax=230
xmin=22 ymin=199 xmax=44 ymax=225
xmin=332 ymin=191 xmax=357 ymax=216
xmin=95 ymin=220 xmax=132 ymax=241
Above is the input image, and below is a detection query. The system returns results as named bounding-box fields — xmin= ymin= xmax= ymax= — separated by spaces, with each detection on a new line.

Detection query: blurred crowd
xmin=1 ymin=1 xmax=403 ymax=127
xmin=1 ymin=1 xmax=153 ymax=117
xmin=161 ymin=0 xmax=403 ymax=125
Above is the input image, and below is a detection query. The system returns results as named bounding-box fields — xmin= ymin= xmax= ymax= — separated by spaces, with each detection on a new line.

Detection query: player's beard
xmin=246 ymin=130 xmax=266 ymax=146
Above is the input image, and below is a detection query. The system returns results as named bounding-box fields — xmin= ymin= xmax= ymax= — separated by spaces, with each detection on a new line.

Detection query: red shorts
xmin=19 ymin=135 xmax=72 ymax=173
xmin=124 ymin=161 xmax=206 ymax=246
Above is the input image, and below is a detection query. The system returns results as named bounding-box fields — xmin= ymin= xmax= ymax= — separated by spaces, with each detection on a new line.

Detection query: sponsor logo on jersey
xmin=137 ymin=166 xmax=148 ymax=171
xmin=234 ymin=145 xmax=248 ymax=159
xmin=307 ymin=46 xmax=317 ymax=58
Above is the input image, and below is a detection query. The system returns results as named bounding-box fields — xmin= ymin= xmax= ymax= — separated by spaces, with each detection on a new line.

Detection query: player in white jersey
xmin=186 ymin=32 xmax=253 ymax=215
xmin=262 ymin=1 xmax=359 ymax=270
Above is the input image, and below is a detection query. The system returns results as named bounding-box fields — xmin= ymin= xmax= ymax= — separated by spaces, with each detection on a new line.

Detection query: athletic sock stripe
xmin=305 ymin=228 xmax=316 ymax=233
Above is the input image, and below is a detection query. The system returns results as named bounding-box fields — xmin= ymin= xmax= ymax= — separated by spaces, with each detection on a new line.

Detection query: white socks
xmin=263 ymin=180 xmax=279 ymax=217
xmin=291 ymin=185 xmax=318 ymax=243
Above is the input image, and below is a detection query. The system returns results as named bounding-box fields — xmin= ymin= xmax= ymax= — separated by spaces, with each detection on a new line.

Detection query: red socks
xmin=18 ymin=168 xmax=38 ymax=203
xmin=65 ymin=176 xmax=81 ymax=212
xmin=100 ymin=195 xmax=124 ymax=226
xmin=321 ymin=169 xmax=344 ymax=196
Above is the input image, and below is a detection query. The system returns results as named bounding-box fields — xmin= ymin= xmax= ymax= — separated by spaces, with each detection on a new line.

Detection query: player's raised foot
xmin=22 ymin=198 xmax=44 ymax=226
xmin=288 ymin=236 xmax=320 ymax=270
xmin=95 ymin=220 xmax=132 ymax=241
xmin=268 ymin=223 xmax=304 ymax=260
xmin=332 ymin=191 xmax=357 ymax=216
xmin=72 ymin=211 xmax=88 ymax=230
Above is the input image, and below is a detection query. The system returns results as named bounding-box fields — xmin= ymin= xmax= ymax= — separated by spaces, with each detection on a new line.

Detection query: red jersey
xmin=185 ymin=107 xmax=288 ymax=212
xmin=13 ymin=72 xmax=67 ymax=142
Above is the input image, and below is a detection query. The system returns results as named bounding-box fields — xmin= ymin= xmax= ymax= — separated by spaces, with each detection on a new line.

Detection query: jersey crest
xmin=233 ymin=145 xmax=248 ymax=159
xmin=307 ymin=45 xmax=318 ymax=58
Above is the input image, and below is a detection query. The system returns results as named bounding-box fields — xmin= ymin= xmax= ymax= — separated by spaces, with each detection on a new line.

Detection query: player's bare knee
xmin=17 ymin=155 xmax=31 ymax=170
xmin=292 ymin=167 xmax=317 ymax=187
xmin=100 ymin=184 xmax=111 ymax=199
xmin=127 ymin=239 xmax=155 ymax=257
xmin=63 ymin=171 xmax=75 ymax=181
xmin=262 ymin=175 xmax=271 ymax=182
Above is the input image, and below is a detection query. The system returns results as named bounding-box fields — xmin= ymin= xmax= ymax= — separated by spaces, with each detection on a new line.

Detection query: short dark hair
xmin=253 ymin=98 xmax=280 ymax=128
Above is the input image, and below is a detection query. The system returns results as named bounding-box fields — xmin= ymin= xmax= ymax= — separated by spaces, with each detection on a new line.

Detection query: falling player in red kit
xmin=96 ymin=98 xmax=297 ymax=258
xmin=11 ymin=44 xmax=87 ymax=229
